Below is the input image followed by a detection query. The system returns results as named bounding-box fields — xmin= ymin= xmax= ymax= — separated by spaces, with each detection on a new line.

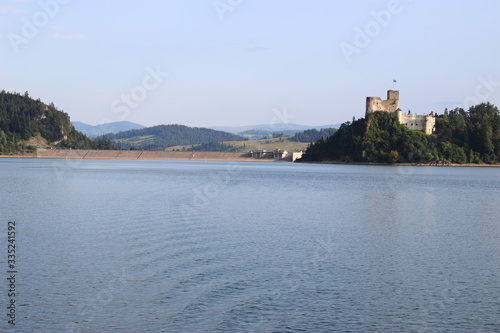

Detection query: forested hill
xmin=0 ymin=91 xmax=113 ymax=154
xmin=289 ymin=128 xmax=337 ymax=142
xmin=300 ymin=103 xmax=500 ymax=164
xmin=104 ymin=124 xmax=246 ymax=150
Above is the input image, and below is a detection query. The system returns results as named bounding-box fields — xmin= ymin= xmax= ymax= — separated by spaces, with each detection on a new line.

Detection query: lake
xmin=1 ymin=158 xmax=499 ymax=332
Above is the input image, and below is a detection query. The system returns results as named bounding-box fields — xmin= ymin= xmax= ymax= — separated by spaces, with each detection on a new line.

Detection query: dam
xmin=34 ymin=149 xmax=294 ymax=161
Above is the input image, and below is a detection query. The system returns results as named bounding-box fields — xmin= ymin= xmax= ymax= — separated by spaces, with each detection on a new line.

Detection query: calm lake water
xmin=1 ymin=158 xmax=499 ymax=332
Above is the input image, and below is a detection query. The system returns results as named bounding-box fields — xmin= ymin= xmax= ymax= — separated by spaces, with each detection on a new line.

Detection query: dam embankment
xmin=34 ymin=149 xmax=286 ymax=161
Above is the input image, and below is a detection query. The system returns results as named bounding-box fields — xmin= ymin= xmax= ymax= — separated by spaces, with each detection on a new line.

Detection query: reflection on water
xmin=0 ymin=159 xmax=499 ymax=332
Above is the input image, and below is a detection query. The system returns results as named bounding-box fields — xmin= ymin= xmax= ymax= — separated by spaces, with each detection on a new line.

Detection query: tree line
xmin=0 ymin=91 xmax=115 ymax=154
xmin=186 ymin=141 xmax=245 ymax=152
xmin=289 ymin=128 xmax=337 ymax=142
xmin=104 ymin=124 xmax=246 ymax=150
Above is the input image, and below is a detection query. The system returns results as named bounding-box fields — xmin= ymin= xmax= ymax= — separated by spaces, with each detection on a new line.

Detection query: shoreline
xmin=295 ymin=160 xmax=500 ymax=167
xmin=1 ymin=149 xmax=500 ymax=166
xmin=0 ymin=149 xmax=282 ymax=162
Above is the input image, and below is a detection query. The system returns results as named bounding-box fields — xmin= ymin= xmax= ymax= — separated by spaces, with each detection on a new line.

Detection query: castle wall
xmin=397 ymin=111 xmax=435 ymax=135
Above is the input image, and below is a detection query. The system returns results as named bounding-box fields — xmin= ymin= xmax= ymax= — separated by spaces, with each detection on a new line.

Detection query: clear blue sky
xmin=1 ymin=0 xmax=500 ymax=127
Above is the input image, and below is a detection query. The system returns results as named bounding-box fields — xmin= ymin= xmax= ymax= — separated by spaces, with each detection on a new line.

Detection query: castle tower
xmin=424 ymin=115 xmax=436 ymax=135
xmin=365 ymin=90 xmax=400 ymax=117
xmin=387 ymin=90 xmax=399 ymax=101
xmin=366 ymin=96 xmax=383 ymax=116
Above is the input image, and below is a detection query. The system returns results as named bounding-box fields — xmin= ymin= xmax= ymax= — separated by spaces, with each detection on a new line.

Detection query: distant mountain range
xmin=73 ymin=121 xmax=342 ymax=139
xmin=208 ymin=123 xmax=342 ymax=134
xmin=71 ymin=121 xmax=342 ymax=149
xmin=72 ymin=121 xmax=145 ymax=137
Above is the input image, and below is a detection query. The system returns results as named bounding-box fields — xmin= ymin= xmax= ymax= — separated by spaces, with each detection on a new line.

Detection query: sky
xmin=1 ymin=0 xmax=500 ymax=128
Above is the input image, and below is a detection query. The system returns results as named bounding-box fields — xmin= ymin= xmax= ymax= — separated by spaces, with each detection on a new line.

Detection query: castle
xmin=366 ymin=90 xmax=435 ymax=135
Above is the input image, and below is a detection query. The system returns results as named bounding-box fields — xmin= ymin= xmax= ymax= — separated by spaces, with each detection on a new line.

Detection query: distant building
xmin=365 ymin=90 xmax=435 ymax=135
xmin=250 ymin=149 xmax=289 ymax=159
xmin=250 ymin=149 xmax=267 ymax=158
xmin=291 ymin=151 xmax=303 ymax=162
xmin=273 ymin=149 xmax=288 ymax=159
